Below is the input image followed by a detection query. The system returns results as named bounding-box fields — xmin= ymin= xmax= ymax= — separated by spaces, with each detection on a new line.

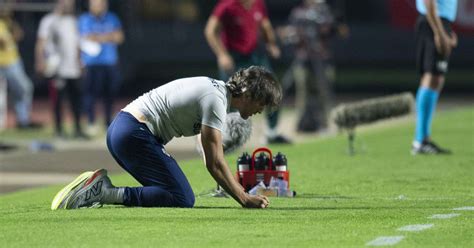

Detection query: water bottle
xmin=254 ymin=152 xmax=267 ymax=170
xmin=254 ymin=152 xmax=267 ymax=184
xmin=237 ymin=152 xmax=250 ymax=186
xmin=274 ymin=152 xmax=287 ymax=172
xmin=237 ymin=152 xmax=250 ymax=172
xmin=263 ymin=153 xmax=270 ymax=170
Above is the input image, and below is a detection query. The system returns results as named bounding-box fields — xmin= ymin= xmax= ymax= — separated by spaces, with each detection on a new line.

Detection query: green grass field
xmin=1 ymin=107 xmax=473 ymax=247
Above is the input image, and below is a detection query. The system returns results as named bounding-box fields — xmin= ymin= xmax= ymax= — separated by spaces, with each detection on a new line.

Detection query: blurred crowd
xmin=1 ymin=0 xmax=349 ymax=145
xmin=1 ymin=0 xmax=123 ymax=140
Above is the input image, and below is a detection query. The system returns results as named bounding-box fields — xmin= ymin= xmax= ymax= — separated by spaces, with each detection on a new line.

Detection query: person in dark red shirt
xmin=205 ymin=0 xmax=291 ymax=144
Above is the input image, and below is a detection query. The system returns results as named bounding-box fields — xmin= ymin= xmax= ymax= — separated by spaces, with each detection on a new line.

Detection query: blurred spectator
xmin=204 ymin=0 xmax=291 ymax=144
xmin=0 ymin=9 xmax=42 ymax=130
xmin=79 ymin=0 xmax=124 ymax=135
xmin=411 ymin=0 xmax=457 ymax=155
xmin=35 ymin=0 xmax=88 ymax=139
xmin=278 ymin=0 xmax=349 ymax=132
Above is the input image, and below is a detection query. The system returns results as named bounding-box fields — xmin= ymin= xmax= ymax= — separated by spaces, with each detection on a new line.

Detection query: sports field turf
xmin=1 ymin=107 xmax=473 ymax=247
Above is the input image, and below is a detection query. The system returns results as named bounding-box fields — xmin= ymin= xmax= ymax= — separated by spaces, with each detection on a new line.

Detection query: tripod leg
xmin=348 ymin=129 xmax=355 ymax=156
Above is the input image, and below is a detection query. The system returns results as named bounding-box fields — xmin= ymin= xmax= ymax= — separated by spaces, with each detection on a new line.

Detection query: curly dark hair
xmin=226 ymin=66 xmax=282 ymax=110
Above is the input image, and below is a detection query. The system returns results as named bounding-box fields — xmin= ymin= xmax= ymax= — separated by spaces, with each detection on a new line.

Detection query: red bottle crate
xmin=236 ymin=147 xmax=290 ymax=192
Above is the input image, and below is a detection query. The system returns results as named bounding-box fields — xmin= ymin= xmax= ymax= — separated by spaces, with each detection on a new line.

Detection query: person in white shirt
xmin=52 ymin=66 xmax=280 ymax=210
xmin=35 ymin=0 xmax=87 ymax=139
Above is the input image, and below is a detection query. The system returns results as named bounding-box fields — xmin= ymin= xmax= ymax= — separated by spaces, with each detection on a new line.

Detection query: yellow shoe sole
xmin=51 ymin=171 xmax=94 ymax=210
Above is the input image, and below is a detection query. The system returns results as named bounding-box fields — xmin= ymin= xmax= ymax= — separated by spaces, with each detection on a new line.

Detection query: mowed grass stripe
xmin=1 ymin=107 xmax=473 ymax=247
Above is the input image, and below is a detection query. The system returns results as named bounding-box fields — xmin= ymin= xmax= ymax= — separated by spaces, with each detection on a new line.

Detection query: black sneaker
xmin=426 ymin=140 xmax=452 ymax=154
xmin=268 ymin=135 xmax=292 ymax=144
xmin=412 ymin=140 xmax=451 ymax=155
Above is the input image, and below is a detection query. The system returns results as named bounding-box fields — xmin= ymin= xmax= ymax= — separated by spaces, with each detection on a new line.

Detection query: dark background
xmin=8 ymin=0 xmax=474 ymax=97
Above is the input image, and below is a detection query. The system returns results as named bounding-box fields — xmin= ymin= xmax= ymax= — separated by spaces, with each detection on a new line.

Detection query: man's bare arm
xmin=11 ymin=21 xmax=24 ymax=42
xmin=204 ymin=16 xmax=234 ymax=72
xmin=201 ymin=125 xmax=269 ymax=208
xmin=205 ymin=16 xmax=228 ymax=59
xmin=34 ymin=37 xmax=46 ymax=74
xmin=261 ymin=18 xmax=280 ymax=59
xmin=86 ymin=30 xmax=124 ymax=44
xmin=424 ymin=0 xmax=457 ymax=57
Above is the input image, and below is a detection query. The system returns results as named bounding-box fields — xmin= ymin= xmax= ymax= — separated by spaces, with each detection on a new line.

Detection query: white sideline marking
xmin=453 ymin=206 xmax=474 ymax=211
xmin=428 ymin=213 xmax=460 ymax=219
xmin=395 ymin=195 xmax=406 ymax=200
xmin=366 ymin=236 xmax=404 ymax=246
xmin=397 ymin=224 xmax=433 ymax=232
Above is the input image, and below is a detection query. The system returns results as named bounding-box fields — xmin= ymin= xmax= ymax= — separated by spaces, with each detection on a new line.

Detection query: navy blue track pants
xmin=106 ymin=111 xmax=195 ymax=208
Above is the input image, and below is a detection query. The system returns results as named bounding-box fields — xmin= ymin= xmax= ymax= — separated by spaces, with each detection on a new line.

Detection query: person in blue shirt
xmin=79 ymin=0 xmax=124 ymax=134
xmin=412 ymin=0 xmax=457 ymax=155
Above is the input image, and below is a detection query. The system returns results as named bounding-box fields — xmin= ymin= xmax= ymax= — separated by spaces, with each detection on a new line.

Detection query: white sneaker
xmin=51 ymin=171 xmax=94 ymax=210
xmin=52 ymin=169 xmax=115 ymax=209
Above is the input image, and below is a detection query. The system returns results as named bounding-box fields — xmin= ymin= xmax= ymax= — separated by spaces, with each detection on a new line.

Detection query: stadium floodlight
xmin=331 ymin=92 xmax=415 ymax=155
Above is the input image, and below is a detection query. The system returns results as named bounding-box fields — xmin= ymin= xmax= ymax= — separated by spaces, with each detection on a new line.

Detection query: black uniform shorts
xmin=415 ymin=15 xmax=453 ymax=75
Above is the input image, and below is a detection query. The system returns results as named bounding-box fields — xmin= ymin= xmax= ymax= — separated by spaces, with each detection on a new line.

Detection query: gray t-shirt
xmin=38 ymin=13 xmax=80 ymax=78
xmin=124 ymin=77 xmax=229 ymax=144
